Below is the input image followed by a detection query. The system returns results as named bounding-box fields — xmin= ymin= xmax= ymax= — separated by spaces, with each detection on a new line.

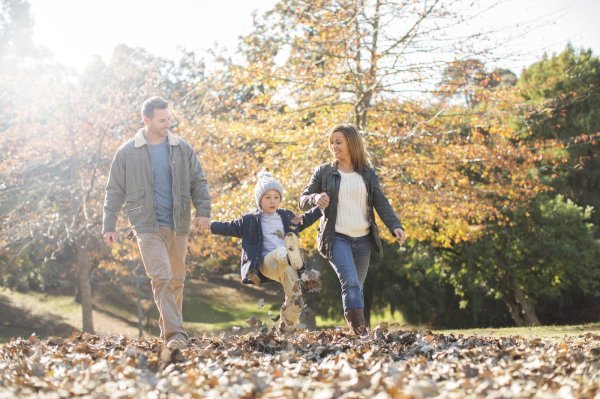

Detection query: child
xmin=210 ymin=172 xmax=322 ymax=332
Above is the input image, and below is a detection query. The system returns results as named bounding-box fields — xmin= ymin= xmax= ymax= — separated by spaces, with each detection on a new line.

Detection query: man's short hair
xmin=141 ymin=97 xmax=168 ymax=119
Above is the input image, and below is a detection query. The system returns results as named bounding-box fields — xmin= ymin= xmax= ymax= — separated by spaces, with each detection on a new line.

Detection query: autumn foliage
xmin=1 ymin=0 xmax=599 ymax=331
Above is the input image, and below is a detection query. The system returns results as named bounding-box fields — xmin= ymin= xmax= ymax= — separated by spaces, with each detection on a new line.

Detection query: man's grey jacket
xmin=102 ymin=129 xmax=211 ymax=235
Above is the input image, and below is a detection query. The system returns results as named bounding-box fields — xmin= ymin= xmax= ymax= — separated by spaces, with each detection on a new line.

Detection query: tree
xmin=0 ymin=0 xmax=35 ymax=59
xmin=365 ymin=241 xmax=512 ymax=328
xmin=187 ymin=4 xmax=564 ymax=326
xmin=231 ymin=0 xmax=507 ymax=130
xmin=0 ymin=42 xmax=180 ymax=332
xmin=438 ymin=59 xmax=517 ymax=107
xmin=518 ymin=45 xmax=600 ymax=231
xmin=445 ymin=195 xmax=600 ymax=326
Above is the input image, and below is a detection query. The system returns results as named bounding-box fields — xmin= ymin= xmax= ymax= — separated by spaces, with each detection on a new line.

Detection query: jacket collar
xmin=330 ymin=160 xmax=371 ymax=177
xmin=252 ymin=208 xmax=287 ymax=219
xmin=134 ymin=128 xmax=180 ymax=148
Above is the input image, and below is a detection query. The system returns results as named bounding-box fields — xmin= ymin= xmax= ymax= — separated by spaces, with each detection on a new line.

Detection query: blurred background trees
xmin=1 ymin=0 xmax=598 ymax=331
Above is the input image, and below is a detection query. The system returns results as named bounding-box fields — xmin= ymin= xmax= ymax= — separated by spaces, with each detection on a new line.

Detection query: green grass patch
xmin=3 ymin=285 xmax=598 ymax=342
xmin=184 ymin=298 xmax=282 ymax=333
xmin=0 ymin=289 xmax=82 ymax=342
xmin=434 ymin=322 xmax=600 ymax=342
xmin=316 ymin=305 xmax=405 ymax=329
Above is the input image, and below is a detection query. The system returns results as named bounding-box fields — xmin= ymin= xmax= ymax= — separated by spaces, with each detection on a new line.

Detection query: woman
xmin=299 ymin=124 xmax=406 ymax=335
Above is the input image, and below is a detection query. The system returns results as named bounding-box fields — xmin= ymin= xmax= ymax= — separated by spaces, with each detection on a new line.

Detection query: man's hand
xmin=394 ymin=228 xmax=406 ymax=246
xmin=195 ymin=216 xmax=211 ymax=232
xmin=103 ymin=232 xmax=118 ymax=246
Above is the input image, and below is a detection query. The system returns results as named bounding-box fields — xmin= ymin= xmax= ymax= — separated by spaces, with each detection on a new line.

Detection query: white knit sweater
xmin=334 ymin=171 xmax=370 ymax=237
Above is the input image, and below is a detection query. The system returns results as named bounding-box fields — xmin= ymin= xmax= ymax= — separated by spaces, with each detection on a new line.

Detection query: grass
xmin=2 ymin=282 xmax=598 ymax=343
xmin=434 ymin=323 xmax=600 ymax=342
xmin=316 ymin=306 xmax=406 ymax=329
xmin=0 ymin=275 xmax=286 ymax=342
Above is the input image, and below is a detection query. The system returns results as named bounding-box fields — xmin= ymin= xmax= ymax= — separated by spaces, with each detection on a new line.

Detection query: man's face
xmin=144 ymin=108 xmax=170 ymax=137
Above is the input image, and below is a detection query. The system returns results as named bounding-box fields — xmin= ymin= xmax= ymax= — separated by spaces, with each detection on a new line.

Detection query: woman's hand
xmin=394 ymin=228 xmax=406 ymax=246
xmin=315 ymin=193 xmax=330 ymax=208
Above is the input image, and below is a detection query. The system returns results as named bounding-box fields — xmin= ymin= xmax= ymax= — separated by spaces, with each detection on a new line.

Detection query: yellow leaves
xmin=552 ymin=275 xmax=561 ymax=286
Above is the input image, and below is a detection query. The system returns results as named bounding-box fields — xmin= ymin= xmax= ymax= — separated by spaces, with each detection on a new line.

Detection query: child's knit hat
xmin=254 ymin=171 xmax=284 ymax=208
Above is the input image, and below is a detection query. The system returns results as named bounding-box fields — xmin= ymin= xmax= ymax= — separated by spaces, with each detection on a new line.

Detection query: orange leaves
xmin=362 ymin=91 xmax=554 ymax=247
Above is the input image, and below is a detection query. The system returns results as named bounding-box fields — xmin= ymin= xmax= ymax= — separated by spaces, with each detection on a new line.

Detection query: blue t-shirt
xmin=149 ymin=139 xmax=174 ymax=228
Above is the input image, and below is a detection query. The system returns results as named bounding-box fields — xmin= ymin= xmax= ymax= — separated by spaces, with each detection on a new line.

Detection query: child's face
xmin=260 ymin=189 xmax=281 ymax=214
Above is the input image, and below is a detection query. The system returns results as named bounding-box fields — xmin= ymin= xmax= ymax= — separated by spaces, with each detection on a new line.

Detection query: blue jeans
xmin=329 ymin=233 xmax=372 ymax=312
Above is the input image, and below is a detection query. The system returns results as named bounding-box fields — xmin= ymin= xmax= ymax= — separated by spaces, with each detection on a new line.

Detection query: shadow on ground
xmin=0 ymin=294 xmax=75 ymax=341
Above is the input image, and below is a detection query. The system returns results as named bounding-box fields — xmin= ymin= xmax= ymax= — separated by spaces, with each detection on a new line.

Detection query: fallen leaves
xmin=301 ymin=269 xmax=322 ymax=293
xmin=0 ymin=329 xmax=598 ymax=398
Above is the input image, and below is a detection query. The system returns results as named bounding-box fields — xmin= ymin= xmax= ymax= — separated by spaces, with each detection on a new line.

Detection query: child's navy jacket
xmin=211 ymin=207 xmax=322 ymax=284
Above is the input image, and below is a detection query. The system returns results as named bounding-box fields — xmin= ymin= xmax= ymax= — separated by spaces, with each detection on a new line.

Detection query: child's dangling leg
xmin=259 ymin=247 xmax=304 ymax=332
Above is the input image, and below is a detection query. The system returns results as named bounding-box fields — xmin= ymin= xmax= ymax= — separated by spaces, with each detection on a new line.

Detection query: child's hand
xmin=315 ymin=193 xmax=330 ymax=208
xmin=195 ymin=217 xmax=211 ymax=232
xmin=291 ymin=215 xmax=303 ymax=225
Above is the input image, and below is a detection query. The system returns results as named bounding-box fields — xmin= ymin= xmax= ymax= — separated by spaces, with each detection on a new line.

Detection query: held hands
xmin=315 ymin=193 xmax=330 ymax=208
xmin=195 ymin=216 xmax=211 ymax=232
xmin=394 ymin=228 xmax=407 ymax=247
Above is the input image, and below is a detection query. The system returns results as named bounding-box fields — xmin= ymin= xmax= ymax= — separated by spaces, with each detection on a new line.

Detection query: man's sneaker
xmin=166 ymin=338 xmax=188 ymax=350
xmin=285 ymin=233 xmax=303 ymax=270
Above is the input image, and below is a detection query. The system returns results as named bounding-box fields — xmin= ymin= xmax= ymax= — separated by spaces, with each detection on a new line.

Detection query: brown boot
xmin=344 ymin=308 xmax=367 ymax=336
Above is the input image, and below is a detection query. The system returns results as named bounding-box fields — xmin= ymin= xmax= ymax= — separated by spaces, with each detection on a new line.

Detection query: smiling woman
xmin=299 ymin=124 xmax=406 ymax=336
xmin=26 ymin=0 xmax=278 ymax=71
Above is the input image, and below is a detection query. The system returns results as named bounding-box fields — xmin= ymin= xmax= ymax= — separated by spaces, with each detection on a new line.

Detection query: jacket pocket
xmin=179 ymin=195 xmax=192 ymax=224
xmin=126 ymin=189 xmax=146 ymax=224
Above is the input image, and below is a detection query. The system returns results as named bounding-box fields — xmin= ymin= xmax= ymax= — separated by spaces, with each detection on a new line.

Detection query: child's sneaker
xmin=285 ymin=232 xmax=303 ymax=269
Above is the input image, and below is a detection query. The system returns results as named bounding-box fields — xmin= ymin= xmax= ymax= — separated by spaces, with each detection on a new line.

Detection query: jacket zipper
xmin=169 ymin=144 xmax=177 ymax=232
xmin=145 ymin=145 xmax=158 ymax=230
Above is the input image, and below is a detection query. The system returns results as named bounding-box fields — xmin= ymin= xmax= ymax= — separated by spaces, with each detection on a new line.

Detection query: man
xmin=102 ymin=97 xmax=210 ymax=349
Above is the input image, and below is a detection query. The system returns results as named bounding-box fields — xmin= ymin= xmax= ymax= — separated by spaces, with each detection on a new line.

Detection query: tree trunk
xmin=355 ymin=94 xmax=371 ymax=131
xmin=502 ymin=280 xmax=541 ymax=327
xmin=76 ymin=236 xmax=94 ymax=333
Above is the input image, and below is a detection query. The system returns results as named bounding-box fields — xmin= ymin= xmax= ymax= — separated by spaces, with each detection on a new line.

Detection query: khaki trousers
xmin=259 ymin=247 xmax=303 ymax=331
xmin=137 ymin=227 xmax=189 ymax=341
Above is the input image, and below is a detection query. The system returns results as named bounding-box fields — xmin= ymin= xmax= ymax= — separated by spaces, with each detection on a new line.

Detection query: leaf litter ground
xmin=0 ymin=326 xmax=598 ymax=398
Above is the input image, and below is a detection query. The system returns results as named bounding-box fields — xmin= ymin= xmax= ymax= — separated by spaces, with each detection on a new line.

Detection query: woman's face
xmin=330 ymin=131 xmax=350 ymax=162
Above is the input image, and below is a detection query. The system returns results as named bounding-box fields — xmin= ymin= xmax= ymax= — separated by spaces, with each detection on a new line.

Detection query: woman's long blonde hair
xmin=328 ymin=124 xmax=369 ymax=173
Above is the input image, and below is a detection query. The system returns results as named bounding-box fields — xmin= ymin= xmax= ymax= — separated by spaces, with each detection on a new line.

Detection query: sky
xmin=27 ymin=0 xmax=600 ymax=74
